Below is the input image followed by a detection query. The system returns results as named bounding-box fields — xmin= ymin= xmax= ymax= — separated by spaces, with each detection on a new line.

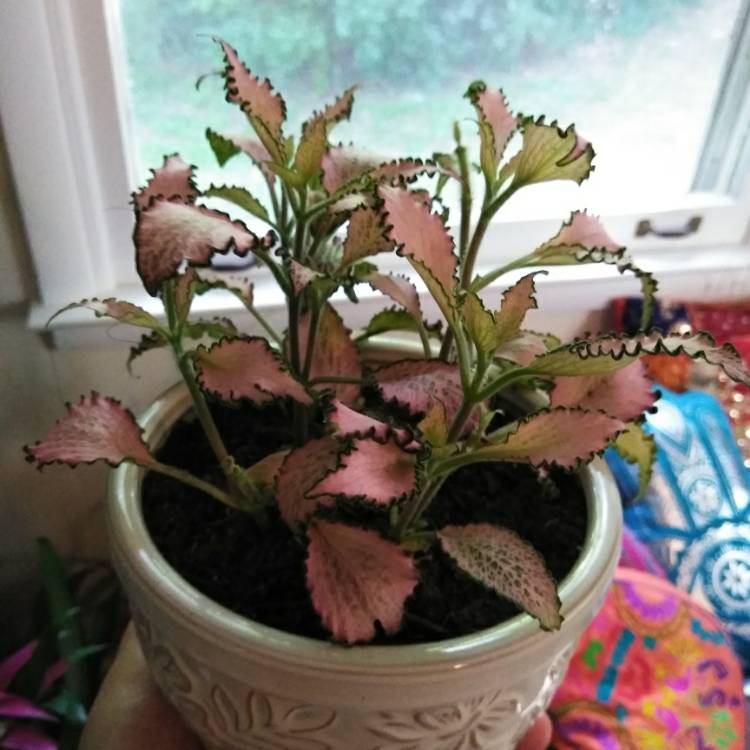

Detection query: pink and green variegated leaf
xmin=216 ymin=39 xmax=286 ymax=161
xmin=24 ymin=393 xmax=155 ymax=469
xmin=173 ymin=268 xmax=197 ymax=322
xmin=309 ymin=437 xmax=417 ymax=505
xmin=0 ymin=694 xmax=57 ymax=722
xmin=209 ymin=131 xmax=276 ymax=182
xmin=193 ymin=267 xmax=253 ymax=307
xmin=0 ymin=726 xmax=57 ymax=750
xmin=298 ymin=304 xmax=362 ymax=404
xmin=463 ymin=293 xmax=498 ymax=357
xmin=439 ymin=524 xmax=561 ymax=630
xmin=289 ymin=260 xmax=323 ymax=294
xmin=474 ymin=408 xmax=625 ymax=469
xmin=321 ymin=146 xmax=378 ymax=195
xmin=134 ymin=201 xmax=258 ymax=295
xmin=371 ymin=158 xmax=438 ymax=185
xmin=306 ymin=85 xmax=357 ymax=133
xmin=342 ymin=207 xmax=394 ymax=267
xmin=327 ymin=399 xmax=413 ymax=446
xmin=365 ymin=273 xmax=421 ymax=319
xmin=417 ymin=401 xmax=449 ymax=447
xmin=496 ymin=330 xmax=557 ymax=367
xmin=203 ymin=184 xmax=269 ymax=223
xmin=245 ymin=449 xmax=290 ymax=487
xmin=276 ymin=437 xmax=341 ymax=528
xmin=530 ymin=331 xmax=750 ymax=385
xmin=380 ymin=186 xmax=457 ymax=323
xmin=494 ymin=272 xmax=544 ymax=347
xmin=133 ymin=154 xmax=198 ymax=211
xmin=533 ymin=210 xmax=620 ymax=261
xmin=195 ymin=337 xmax=311 ymax=405
xmin=294 ymin=115 xmax=328 ymax=185
xmin=306 ymin=520 xmax=418 ymax=643
xmin=0 ymin=642 xmax=36 ymax=691
xmin=551 ymin=360 xmax=657 ymax=421
xmin=49 ymin=299 xmax=161 ymax=330
xmin=465 ymin=82 xmax=518 ymax=179
xmin=505 ymin=117 xmax=594 ymax=188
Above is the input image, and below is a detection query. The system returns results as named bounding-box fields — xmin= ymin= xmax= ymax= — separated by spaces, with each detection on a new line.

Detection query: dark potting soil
xmin=142 ymin=398 xmax=587 ymax=645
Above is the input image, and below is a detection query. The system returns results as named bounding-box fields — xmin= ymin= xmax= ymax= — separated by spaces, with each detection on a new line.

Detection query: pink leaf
xmin=24 ymin=394 xmax=154 ymax=469
xmin=134 ymin=201 xmax=258 ymax=295
xmin=476 ymin=408 xmax=625 ymax=469
xmin=365 ymin=273 xmax=421 ymax=319
xmin=309 ymin=437 xmax=417 ymax=505
xmin=466 ymin=83 xmax=518 ymax=172
xmin=380 ymin=186 xmax=457 ymax=322
xmin=370 ymin=158 xmax=438 ymax=185
xmin=551 ymin=361 xmax=656 ymax=421
xmin=327 ymin=399 xmax=410 ymax=444
xmin=217 ymin=40 xmax=286 ymax=160
xmin=0 ymin=726 xmax=57 ymax=750
xmin=535 ymin=211 xmax=620 ymax=259
xmin=0 ymin=642 xmax=36 ymax=691
xmin=38 ymin=659 xmax=67 ymax=697
xmin=226 ymin=134 xmax=276 ymax=182
xmin=342 ymin=207 xmax=394 ymax=266
xmin=298 ymin=304 xmax=361 ymax=405
xmin=193 ymin=267 xmax=254 ymax=306
xmin=276 ymin=437 xmax=341 ymax=528
xmin=289 ymin=260 xmax=322 ymax=294
xmin=133 ymin=154 xmax=198 ymax=211
xmin=496 ymin=330 xmax=553 ymax=366
xmin=321 ymin=146 xmax=378 ymax=194
xmin=306 ymin=86 xmax=357 ymax=133
xmin=494 ymin=272 xmax=545 ymax=346
xmin=306 ymin=521 xmax=418 ymax=643
xmin=195 ymin=337 xmax=311 ymax=405
xmin=0 ymin=694 xmax=56 ymax=722
xmin=439 ymin=524 xmax=561 ymax=630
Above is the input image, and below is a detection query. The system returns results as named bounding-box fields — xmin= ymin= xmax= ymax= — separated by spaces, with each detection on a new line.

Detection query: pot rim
xmin=108 ymin=378 xmax=622 ymax=673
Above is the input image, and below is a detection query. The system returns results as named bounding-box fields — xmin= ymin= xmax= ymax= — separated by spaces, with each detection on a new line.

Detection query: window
xmin=2 ymin=0 xmax=750 ymax=331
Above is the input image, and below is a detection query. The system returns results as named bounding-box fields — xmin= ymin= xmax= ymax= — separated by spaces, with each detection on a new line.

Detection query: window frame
xmin=3 ymin=0 xmax=750 ymax=337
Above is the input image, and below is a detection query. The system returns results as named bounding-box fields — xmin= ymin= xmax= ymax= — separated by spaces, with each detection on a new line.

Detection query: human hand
xmin=81 ymin=624 xmax=552 ymax=750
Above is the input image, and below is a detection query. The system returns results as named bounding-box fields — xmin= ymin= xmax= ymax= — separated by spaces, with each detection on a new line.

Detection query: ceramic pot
xmin=108 ymin=355 xmax=622 ymax=750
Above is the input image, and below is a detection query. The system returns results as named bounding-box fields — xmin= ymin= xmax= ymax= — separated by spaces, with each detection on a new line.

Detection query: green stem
xmin=416 ymin=320 xmax=432 ymax=359
xmin=475 ymin=366 xmax=531 ymax=402
xmin=469 ymin=254 xmax=534 ymax=295
xmin=293 ymin=190 xmax=308 ymax=260
xmin=394 ymin=477 xmax=444 ymax=541
xmin=288 ymin=294 xmax=301 ymax=372
xmin=456 ymin=143 xmax=472 ymax=264
xmin=247 ymin=304 xmax=284 ymax=347
xmin=254 ymin=246 xmax=292 ymax=296
xmin=149 ymin=461 xmax=236 ymax=508
xmin=302 ymin=297 xmax=322 ymax=378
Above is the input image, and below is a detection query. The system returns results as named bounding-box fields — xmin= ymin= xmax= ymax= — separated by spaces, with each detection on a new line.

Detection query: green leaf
xmin=356 ymin=309 xmax=421 ymax=340
xmin=205 ymin=127 xmax=241 ymax=166
xmin=265 ymin=161 xmax=305 ymax=189
xmin=184 ymin=318 xmax=238 ymax=341
xmin=612 ymin=422 xmax=656 ymax=499
xmin=203 ymin=184 xmax=269 ymax=222
xmin=295 ymin=115 xmax=328 ymax=185
xmin=463 ymin=292 xmax=497 ymax=358
xmin=49 ymin=299 xmax=162 ymax=330
xmin=494 ymin=272 xmax=544 ymax=348
xmin=417 ymin=401 xmax=449 ymax=446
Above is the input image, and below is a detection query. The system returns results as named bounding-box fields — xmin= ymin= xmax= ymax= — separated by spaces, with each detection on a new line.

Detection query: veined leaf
xmin=24 ymin=393 xmax=155 ymax=468
xmin=612 ymin=422 xmax=656 ymax=499
xmin=439 ymin=524 xmax=561 ymax=630
xmin=203 ymin=184 xmax=269 ymax=222
xmin=342 ymin=207 xmax=394 ymax=266
xmin=133 ymin=153 xmax=198 ymax=211
xmin=306 ymin=520 xmax=418 ymax=643
xmin=195 ymin=337 xmax=311 ymax=405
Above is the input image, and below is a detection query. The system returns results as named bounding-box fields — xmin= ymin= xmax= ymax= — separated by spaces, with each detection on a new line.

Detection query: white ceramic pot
xmin=108 ymin=377 xmax=622 ymax=750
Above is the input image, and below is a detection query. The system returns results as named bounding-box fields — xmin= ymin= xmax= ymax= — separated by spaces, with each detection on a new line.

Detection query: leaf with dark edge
xmin=184 ymin=318 xmax=238 ymax=341
xmin=505 ymin=117 xmax=594 ymax=189
xmin=612 ymin=422 xmax=656 ymax=499
xmin=551 ymin=360 xmax=657 ymax=421
xmin=321 ymin=145 xmax=379 ymax=195
xmin=463 ymin=293 xmax=498 ymax=357
xmin=370 ymin=158 xmax=438 ymax=186
xmin=209 ymin=131 xmax=277 ymax=183
xmin=306 ymin=520 xmax=418 ymax=643
xmin=294 ymin=115 xmax=328 ymax=185
xmin=216 ymin=39 xmax=286 ymax=162
xmin=309 ymin=436 xmax=417 ymax=505
xmin=49 ymin=299 xmax=161 ymax=330
xmin=380 ymin=186 xmax=458 ymax=325
xmin=307 ymin=85 xmax=357 ymax=133
xmin=127 ymin=331 xmax=167 ymax=374
xmin=465 ymin=81 xmax=518 ymax=181
xmin=439 ymin=523 xmax=561 ymax=630
xmin=276 ymin=437 xmax=341 ymax=528
xmin=203 ymin=184 xmax=269 ymax=222
xmin=342 ymin=207 xmax=395 ymax=267
xmin=205 ymin=128 xmax=240 ymax=167
xmin=24 ymin=393 xmax=155 ymax=469
xmin=472 ymin=407 xmax=625 ymax=470
xmin=529 ymin=331 xmax=750 ymax=385
xmin=173 ymin=268 xmax=197 ymax=323
xmin=193 ymin=267 xmax=253 ymax=307
xmin=132 ymin=154 xmax=198 ymax=211
xmin=418 ymin=401 xmax=449 ymax=446
xmin=289 ymin=259 xmax=323 ymax=294
xmin=194 ymin=337 xmax=311 ymax=405
xmin=298 ymin=304 xmax=361 ymax=404
xmin=365 ymin=273 xmax=421 ymax=319
xmin=495 ymin=329 xmax=555 ymax=367
xmin=356 ymin=308 xmax=423 ymax=340
xmin=134 ymin=201 xmax=258 ymax=295
xmin=494 ymin=272 xmax=545 ymax=348
xmin=327 ymin=399 xmax=413 ymax=445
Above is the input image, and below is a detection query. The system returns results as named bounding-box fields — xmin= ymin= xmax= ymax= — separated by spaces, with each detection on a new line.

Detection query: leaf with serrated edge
xmin=321 ymin=146 xmax=378 ymax=195
xmin=204 ymin=184 xmax=269 ymax=222
xmin=371 ymin=158 xmax=438 ymax=185
xmin=309 ymin=437 xmax=417 ymax=505
xmin=205 ymin=128 xmax=240 ymax=167
xmin=298 ymin=304 xmax=361 ymax=404
xmin=221 ymin=133 xmax=276 ymax=182
xmin=328 ymin=399 xmax=412 ymax=445
xmin=50 ymin=299 xmax=161 ymax=330
xmin=24 ymin=393 xmax=154 ymax=468
xmin=311 ymin=85 xmax=357 ymax=131
xmin=418 ymin=401 xmax=449 ymax=446
xmin=276 ymin=437 xmax=341 ymax=528
xmin=494 ymin=272 xmax=544 ymax=347
xmin=306 ymin=520 xmax=418 ymax=643
xmin=135 ymin=201 xmax=258 ymax=295
xmin=289 ymin=260 xmax=323 ymax=294
xmin=133 ymin=154 xmax=198 ymax=211
xmin=439 ymin=524 xmax=561 ymax=629
xmin=533 ymin=211 xmax=620 ymax=261
xmin=216 ymin=39 xmax=286 ymax=161
xmin=193 ymin=268 xmax=253 ymax=306
xmin=245 ymin=449 xmax=290 ymax=487
xmin=612 ymin=423 xmax=656 ymax=499
xmin=380 ymin=186 xmax=457 ymax=323
xmin=342 ymin=207 xmax=394 ymax=266
xmin=366 ymin=273 xmax=421 ymax=319
xmin=496 ymin=330 xmax=553 ymax=367
xmin=195 ymin=337 xmax=311 ymax=405
xmin=127 ymin=331 xmax=166 ymax=374
xmin=509 ymin=118 xmax=594 ymax=188
xmin=294 ymin=115 xmax=328 ymax=185
xmin=356 ymin=309 xmax=421 ymax=340
xmin=466 ymin=81 xmax=518 ymax=178
xmin=476 ymin=408 xmax=625 ymax=469
xmin=551 ymin=361 xmax=656 ymax=421
xmin=463 ymin=293 xmax=497 ymax=357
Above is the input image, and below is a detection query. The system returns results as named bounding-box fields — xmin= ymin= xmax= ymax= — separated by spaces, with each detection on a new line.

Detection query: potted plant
xmin=25 ymin=41 xmax=750 ymax=749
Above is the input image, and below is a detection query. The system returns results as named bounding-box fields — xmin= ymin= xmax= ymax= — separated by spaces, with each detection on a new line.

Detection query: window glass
xmin=118 ymin=0 xmax=742 ymax=220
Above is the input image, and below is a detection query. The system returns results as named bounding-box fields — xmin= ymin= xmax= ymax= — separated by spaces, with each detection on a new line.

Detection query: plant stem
xmin=302 ymin=297 xmax=322 ymax=378
xmin=456 ymin=142 xmax=472 ymax=264
xmin=469 ymin=254 xmax=534 ymax=294
xmin=416 ymin=320 xmax=433 ymax=359
xmin=394 ymin=476 xmax=444 ymax=541
xmin=149 ymin=461 xmax=237 ymax=508
xmin=247 ymin=304 xmax=284 ymax=347
xmin=475 ymin=366 xmax=531 ymax=402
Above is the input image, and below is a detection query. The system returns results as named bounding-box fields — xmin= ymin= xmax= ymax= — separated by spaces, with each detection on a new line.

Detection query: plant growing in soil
xmin=25 ymin=41 xmax=750 ymax=643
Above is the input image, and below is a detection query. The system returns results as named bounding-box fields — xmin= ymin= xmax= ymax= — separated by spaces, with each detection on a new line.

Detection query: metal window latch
xmin=635 ymin=215 xmax=703 ymax=238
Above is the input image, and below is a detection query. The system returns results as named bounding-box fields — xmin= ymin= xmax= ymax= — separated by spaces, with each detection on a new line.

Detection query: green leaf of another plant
xmin=612 ymin=422 xmax=656 ymax=500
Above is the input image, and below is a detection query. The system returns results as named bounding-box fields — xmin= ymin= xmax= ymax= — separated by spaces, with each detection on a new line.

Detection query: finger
xmin=79 ymin=623 xmax=202 ymax=750
xmin=517 ymin=712 xmax=553 ymax=750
